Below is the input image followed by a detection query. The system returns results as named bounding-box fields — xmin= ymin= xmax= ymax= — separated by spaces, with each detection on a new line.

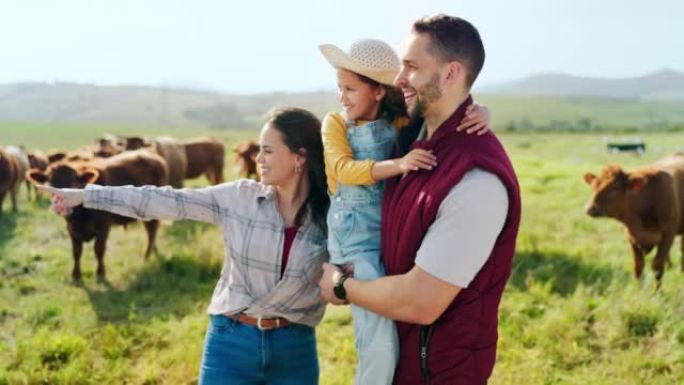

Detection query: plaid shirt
xmin=84 ymin=179 xmax=329 ymax=327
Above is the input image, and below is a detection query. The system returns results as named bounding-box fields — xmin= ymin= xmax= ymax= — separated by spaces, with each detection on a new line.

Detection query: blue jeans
xmin=328 ymin=198 xmax=399 ymax=385
xmin=327 ymin=117 xmax=399 ymax=385
xmin=199 ymin=315 xmax=319 ymax=385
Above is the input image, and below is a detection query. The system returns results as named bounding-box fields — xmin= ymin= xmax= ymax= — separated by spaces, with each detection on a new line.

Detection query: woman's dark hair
xmin=265 ymin=107 xmax=329 ymax=232
xmin=357 ymin=74 xmax=408 ymax=123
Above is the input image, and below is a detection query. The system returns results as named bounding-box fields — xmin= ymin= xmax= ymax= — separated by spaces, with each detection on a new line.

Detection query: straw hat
xmin=319 ymin=39 xmax=400 ymax=86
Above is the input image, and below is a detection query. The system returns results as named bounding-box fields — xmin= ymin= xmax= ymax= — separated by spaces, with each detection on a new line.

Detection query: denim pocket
xmin=209 ymin=314 xmax=238 ymax=334
xmin=330 ymin=208 xmax=355 ymax=245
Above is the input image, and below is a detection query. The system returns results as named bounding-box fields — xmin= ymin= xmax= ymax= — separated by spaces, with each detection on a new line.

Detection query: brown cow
xmin=47 ymin=151 xmax=68 ymax=164
xmin=153 ymin=137 xmax=187 ymax=188
xmin=28 ymin=151 xmax=49 ymax=171
xmin=233 ymin=139 xmax=260 ymax=181
xmin=3 ymin=146 xmax=30 ymax=208
xmin=27 ymin=150 xmax=169 ymax=282
xmin=0 ymin=148 xmax=18 ymax=215
xmin=584 ymin=153 xmax=684 ymax=284
xmin=182 ymin=137 xmax=225 ymax=185
xmin=27 ymin=150 xmax=50 ymax=200
xmin=47 ymin=149 xmax=94 ymax=164
xmin=93 ymin=139 xmax=121 ymax=158
xmin=122 ymin=136 xmax=187 ymax=188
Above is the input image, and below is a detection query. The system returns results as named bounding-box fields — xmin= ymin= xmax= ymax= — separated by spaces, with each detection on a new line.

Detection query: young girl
xmin=319 ymin=39 xmax=490 ymax=385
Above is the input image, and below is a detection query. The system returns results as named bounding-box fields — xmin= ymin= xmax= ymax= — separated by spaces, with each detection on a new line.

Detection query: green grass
xmin=476 ymin=95 xmax=684 ymax=131
xmin=2 ymin=126 xmax=684 ymax=384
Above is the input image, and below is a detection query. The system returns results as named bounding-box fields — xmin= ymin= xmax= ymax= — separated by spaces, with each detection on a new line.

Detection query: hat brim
xmin=319 ymin=44 xmax=398 ymax=86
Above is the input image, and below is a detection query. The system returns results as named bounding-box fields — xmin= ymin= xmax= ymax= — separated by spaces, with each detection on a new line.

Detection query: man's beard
xmin=408 ymin=73 xmax=442 ymax=121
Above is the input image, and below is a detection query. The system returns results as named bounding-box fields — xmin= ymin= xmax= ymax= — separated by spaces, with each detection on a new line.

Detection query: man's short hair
xmin=412 ymin=15 xmax=485 ymax=89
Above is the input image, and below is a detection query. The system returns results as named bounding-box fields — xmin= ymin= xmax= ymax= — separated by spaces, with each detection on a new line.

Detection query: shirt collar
xmin=416 ymin=121 xmax=428 ymax=141
xmin=256 ymin=184 xmax=276 ymax=201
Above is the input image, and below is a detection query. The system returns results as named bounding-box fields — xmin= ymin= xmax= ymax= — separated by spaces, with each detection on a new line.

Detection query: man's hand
xmin=456 ymin=103 xmax=491 ymax=135
xmin=318 ymin=263 xmax=348 ymax=305
xmin=36 ymin=185 xmax=85 ymax=216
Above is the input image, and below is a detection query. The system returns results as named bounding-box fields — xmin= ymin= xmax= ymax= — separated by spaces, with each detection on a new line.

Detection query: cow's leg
xmin=143 ymin=220 xmax=159 ymax=259
xmin=94 ymin=225 xmax=110 ymax=282
xmin=0 ymin=191 xmax=5 ymax=216
xmin=208 ymin=161 xmax=224 ymax=185
xmin=652 ymin=233 xmax=675 ymax=285
xmin=71 ymin=237 xmax=84 ymax=282
xmin=206 ymin=168 xmax=221 ymax=185
xmin=25 ymin=180 xmax=32 ymax=201
xmin=10 ymin=184 xmax=18 ymax=212
xmin=215 ymin=163 xmax=224 ymax=184
xmin=629 ymin=240 xmax=646 ymax=279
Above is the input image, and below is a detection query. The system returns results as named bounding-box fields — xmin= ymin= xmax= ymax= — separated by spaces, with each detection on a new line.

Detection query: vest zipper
xmin=419 ymin=324 xmax=434 ymax=384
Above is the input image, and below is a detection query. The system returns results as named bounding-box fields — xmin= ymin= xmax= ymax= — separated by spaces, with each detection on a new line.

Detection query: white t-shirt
xmin=414 ymin=167 xmax=509 ymax=288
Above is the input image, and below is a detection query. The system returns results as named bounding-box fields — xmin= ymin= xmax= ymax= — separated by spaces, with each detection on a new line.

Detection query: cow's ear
xmin=48 ymin=152 xmax=66 ymax=163
xmin=583 ymin=172 xmax=596 ymax=185
xmin=26 ymin=168 xmax=48 ymax=184
xmin=628 ymin=174 xmax=646 ymax=191
xmin=79 ymin=168 xmax=100 ymax=185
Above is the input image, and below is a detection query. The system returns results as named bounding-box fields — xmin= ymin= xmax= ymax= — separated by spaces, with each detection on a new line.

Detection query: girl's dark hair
xmin=265 ymin=107 xmax=329 ymax=232
xmin=357 ymin=74 xmax=408 ymax=123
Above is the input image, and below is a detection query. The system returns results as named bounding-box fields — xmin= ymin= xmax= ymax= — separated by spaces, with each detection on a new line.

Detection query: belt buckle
xmin=256 ymin=316 xmax=279 ymax=331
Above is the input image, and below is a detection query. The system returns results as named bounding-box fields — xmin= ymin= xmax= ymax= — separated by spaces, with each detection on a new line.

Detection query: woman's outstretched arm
xmin=38 ymin=183 xmax=231 ymax=224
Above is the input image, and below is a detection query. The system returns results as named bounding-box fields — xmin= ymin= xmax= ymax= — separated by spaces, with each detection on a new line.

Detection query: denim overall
xmin=327 ymin=116 xmax=399 ymax=385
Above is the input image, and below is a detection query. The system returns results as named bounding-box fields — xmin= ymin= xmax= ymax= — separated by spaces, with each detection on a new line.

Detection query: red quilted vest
xmin=382 ymin=96 xmax=521 ymax=385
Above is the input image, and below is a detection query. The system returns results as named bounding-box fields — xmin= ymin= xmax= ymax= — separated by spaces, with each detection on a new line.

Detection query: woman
xmin=39 ymin=107 xmax=329 ymax=385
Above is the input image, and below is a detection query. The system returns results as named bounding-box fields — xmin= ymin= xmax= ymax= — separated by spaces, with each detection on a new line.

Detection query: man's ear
xmin=583 ymin=172 xmax=596 ymax=185
xmin=628 ymin=174 xmax=646 ymax=191
xmin=445 ymin=61 xmax=462 ymax=83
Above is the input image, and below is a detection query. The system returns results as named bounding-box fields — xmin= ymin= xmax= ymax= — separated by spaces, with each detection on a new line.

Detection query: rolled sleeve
xmin=415 ymin=168 xmax=509 ymax=288
xmin=83 ymin=183 xmax=234 ymax=224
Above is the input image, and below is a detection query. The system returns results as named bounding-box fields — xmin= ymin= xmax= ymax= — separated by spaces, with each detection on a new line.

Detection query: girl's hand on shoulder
xmin=457 ymin=103 xmax=491 ymax=135
xmin=398 ymin=149 xmax=437 ymax=173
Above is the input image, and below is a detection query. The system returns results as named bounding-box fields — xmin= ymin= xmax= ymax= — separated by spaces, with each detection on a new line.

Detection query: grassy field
xmin=1 ymin=125 xmax=684 ymax=384
xmin=476 ymin=95 xmax=684 ymax=131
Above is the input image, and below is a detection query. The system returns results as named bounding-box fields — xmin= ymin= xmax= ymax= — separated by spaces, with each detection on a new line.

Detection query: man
xmin=319 ymin=15 xmax=521 ymax=385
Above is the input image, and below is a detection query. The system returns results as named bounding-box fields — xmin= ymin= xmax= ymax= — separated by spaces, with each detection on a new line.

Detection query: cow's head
xmin=27 ymin=163 xmax=100 ymax=189
xmin=97 ymin=134 xmax=127 ymax=151
xmin=124 ymin=136 xmax=151 ymax=150
xmin=94 ymin=136 xmax=124 ymax=158
xmin=583 ymin=165 xmax=647 ymax=218
xmin=47 ymin=151 xmax=67 ymax=164
xmin=233 ymin=140 xmax=259 ymax=162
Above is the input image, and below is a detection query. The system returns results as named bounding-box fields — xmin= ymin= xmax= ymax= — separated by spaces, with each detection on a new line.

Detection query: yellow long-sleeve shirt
xmin=322 ymin=112 xmax=408 ymax=194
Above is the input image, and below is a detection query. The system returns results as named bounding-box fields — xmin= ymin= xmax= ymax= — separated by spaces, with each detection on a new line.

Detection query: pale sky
xmin=0 ymin=0 xmax=682 ymax=93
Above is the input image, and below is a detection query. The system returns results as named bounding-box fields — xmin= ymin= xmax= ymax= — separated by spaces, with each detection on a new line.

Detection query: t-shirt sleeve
xmin=415 ymin=168 xmax=509 ymax=288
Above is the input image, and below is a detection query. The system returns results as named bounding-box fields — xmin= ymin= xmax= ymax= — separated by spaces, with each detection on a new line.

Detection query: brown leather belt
xmin=229 ymin=313 xmax=291 ymax=330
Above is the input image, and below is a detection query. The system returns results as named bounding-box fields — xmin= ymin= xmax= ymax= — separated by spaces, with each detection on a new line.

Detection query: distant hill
xmin=1 ymin=71 xmax=684 ymax=131
xmin=480 ymin=69 xmax=684 ymax=100
xmin=0 ymin=82 xmax=339 ymax=130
